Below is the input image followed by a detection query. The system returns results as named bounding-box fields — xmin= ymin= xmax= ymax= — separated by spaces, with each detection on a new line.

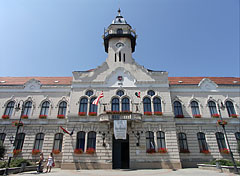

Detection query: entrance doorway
xmin=112 ymin=134 xmax=129 ymax=169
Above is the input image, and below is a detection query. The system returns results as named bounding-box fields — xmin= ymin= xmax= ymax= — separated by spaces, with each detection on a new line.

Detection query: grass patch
xmin=208 ymin=159 xmax=240 ymax=166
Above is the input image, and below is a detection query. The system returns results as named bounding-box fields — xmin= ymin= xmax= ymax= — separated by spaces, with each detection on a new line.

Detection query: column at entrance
xmin=112 ymin=134 xmax=129 ymax=169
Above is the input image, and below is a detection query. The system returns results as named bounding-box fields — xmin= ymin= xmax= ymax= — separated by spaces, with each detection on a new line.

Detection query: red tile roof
xmin=0 ymin=77 xmax=239 ymax=85
xmin=0 ymin=77 xmax=72 ymax=85
xmin=168 ymin=77 xmax=240 ymax=85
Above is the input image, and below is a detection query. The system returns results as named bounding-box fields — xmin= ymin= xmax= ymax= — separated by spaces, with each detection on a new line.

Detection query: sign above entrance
xmin=114 ymin=120 xmax=127 ymax=140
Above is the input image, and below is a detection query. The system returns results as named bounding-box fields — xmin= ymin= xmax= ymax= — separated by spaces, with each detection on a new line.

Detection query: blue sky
xmin=0 ymin=0 xmax=239 ymax=77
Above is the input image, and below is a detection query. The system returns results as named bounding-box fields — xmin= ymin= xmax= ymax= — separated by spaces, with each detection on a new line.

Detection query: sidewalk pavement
xmin=11 ymin=168 xmax=236 ymax=176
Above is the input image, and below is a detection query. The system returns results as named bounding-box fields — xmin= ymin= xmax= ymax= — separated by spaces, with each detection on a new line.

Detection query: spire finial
xmin=118 ymin=8 xmax=121 ymax=16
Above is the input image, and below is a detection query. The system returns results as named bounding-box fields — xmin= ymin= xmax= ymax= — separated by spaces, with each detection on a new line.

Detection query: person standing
xmin=45 ymin=152 xmax=54 ymax=173
xmin=37 ymin=153 xmax=44 ymax=173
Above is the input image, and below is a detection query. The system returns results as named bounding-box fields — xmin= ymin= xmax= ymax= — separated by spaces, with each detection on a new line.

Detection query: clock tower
xmin=103 ymin=9 xmax=137 ymax=66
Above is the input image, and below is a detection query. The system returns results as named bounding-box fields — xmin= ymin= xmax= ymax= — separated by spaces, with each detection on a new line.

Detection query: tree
xmin=0 ymin=142 xmax=6 ymax=160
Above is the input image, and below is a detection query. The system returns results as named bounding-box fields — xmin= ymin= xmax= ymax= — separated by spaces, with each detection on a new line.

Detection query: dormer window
xmin=117 ymin=28 xmax=123 ymax=34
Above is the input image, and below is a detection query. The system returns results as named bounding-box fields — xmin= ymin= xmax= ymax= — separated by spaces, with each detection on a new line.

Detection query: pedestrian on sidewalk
xmin=37 ymin=152 xmax=44 ymax=173
xmin=45 ymin=152 xmax=54 ymax=173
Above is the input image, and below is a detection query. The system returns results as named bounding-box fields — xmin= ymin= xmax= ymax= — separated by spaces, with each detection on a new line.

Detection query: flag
xmin=135 ymin=92 xmax=140 ymax=98
xmin=60 ymin=126 xmax=70 ymax=135
xmin=70 ymin=126 xmax=75 ymax=136
xmin=92 ymin=92 xmax=104 ymax=105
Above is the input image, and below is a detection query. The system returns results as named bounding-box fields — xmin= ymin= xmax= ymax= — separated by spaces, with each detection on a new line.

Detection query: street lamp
xmin=217 ymin=100 xmax=238 ymax=174
xmin=4 ymin=100 xmax=24 ymax=175
xmin=13 ymin=100 xmax=24 ymax=148
xmin=4 ymin=136 xmax=15 ymax=175
xmin=132 ymin=131 xmax=142 ymax=146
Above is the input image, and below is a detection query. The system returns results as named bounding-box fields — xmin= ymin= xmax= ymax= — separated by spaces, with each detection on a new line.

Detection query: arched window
xmin=15 ymin=133 xmax=25 ymax=150
xmin=197 ymin=132 xmax=208 ymax=152
xmin=122 ymin=97 xmax=130 ymax=112
xmin=58 ymin=101 xmax=67 ymax=116
xmin=87 ymin=131 xmax=96 ymax=150
xmin=157 ymin=131 xmax=166 ymax=149
xmin=235 ymin=132 xmax=240 ymax=143
xmin=174 ymin=101 xmax=184 ymax=118
xmin=4 ymin=101 xmax=15 ymax=117
xmin=226 ymin=101 xmax=236 ymax=117
xmin=111 ymin=98 xmax=119 ymax=112
xmin=146 ymin=131 xmax=155 ymax=151
xmin=143 ymin=97 xmax=152 ymax=114
xmin=79 ymin=98 xmax=88 ymax=115
xmin=178 ymin=133 xmax=189 ymax=153
xmin=53 ymin=133 xmax=63 ymax=152
xmin=115 ymin=53 xmax=117 ymax=62
xmin=89 ymin=97 xmax=97 ymax=115
xmin=85 ymin=90 xmax=93 ymax=97
xmin=76 ymin=131 xmax=85 ymax=151
xmin=33 ymin=133 xmax=44 ymax=150
xmin=153 ymin=97 xmax=162 ymax=114
xmin=123 ymin=53 xmax=126 ymax=62
xmin=216 ymin=132 xmax=227 ymax=151
xmin=116 ymin=90 xmax=124 ymax=97
xmin=208 ymin=101 xmax=218 ymax=117
xmin=40 ymin=101 xmax=50 ymax=116
xmin=0 ymin=133 xmax=6 ymax=144
xmin=23 ymin=101 xmax=32 ymax=117
xmin=117 ymin=28 xmax=123 ymax=34
xmin=147 ymin=90 xmax=155 ymax=96
xmin=191 ymin=101 xmax=200 ymax=117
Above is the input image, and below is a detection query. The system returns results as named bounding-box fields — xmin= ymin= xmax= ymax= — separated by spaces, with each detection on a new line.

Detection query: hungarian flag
xmin=60 ymin=126 xmax=72 ymax=135
xmin=92 ymin=92 xmax=104 ymax=105
xmin=135 ymin=92 xmax=140 ymax=98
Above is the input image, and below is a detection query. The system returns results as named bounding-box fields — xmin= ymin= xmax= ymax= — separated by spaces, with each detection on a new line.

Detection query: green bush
xmin=0 ymin=161 xmax=7 ymax=168
xmin=10 ymin=158 xmax=32 ymax=168
xmin=209 ymin=159 xmax=240 ymax=166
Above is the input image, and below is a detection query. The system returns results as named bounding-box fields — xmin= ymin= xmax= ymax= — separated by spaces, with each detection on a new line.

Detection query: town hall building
xmin=0 ymin=10 xmax=239 ymax=170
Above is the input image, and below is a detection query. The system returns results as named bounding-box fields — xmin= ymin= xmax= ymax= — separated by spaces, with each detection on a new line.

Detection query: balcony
xmin=99 ymin=112 xmax=142 ymax=122
xmin=103 ymin=30 xmax=136 ymax=53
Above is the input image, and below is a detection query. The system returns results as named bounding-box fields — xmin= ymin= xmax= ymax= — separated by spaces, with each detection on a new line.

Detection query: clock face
xmin=116 ymin=42 xmax=124 ymax=48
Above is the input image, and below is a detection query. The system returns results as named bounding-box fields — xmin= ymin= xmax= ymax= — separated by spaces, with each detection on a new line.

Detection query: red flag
xmin=60 ymin=126 xmax=70 ymax=135
xmin=135 ymin=92 xmax=140 ymax=98
xmin=92 ymin=92 xmax=104 ymax=105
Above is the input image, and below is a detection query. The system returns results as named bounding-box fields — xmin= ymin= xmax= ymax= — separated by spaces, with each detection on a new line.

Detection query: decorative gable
xmin=105 ymin=67 xmax=136 ymax=87
xmin=24 ymin=79 xmax=41 ymax=91
xmin=198 ymin=78 xmax=218 ymax=91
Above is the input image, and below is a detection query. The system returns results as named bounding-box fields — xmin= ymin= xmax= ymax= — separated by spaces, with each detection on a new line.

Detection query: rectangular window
xmin=178 ymin=133 xmax=189 ymax=153
xmin=87 ymin=132 xmax=96 ymax=149
xmin=14 ymin=133 xmax=25 ymax=150
xmin=197 ymin=132 xmax=208 ymax=152
xmin=53 ymin=133 xmax=63 ymax=151
xmin=146 ymin=131 xmax=155 ymax=150
xmin=76 ymin=131 xmax=85 ymax=151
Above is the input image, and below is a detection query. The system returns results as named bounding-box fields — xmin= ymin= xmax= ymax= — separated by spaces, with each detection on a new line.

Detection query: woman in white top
xmin=45 ymin=152 xmax=54 ymax=173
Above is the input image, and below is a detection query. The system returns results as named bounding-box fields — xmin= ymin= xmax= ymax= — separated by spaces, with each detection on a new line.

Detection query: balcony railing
xmin=99 ymin=112 xmax=142 ymax=122
xmin=103 ymin=30 xmax=136 ymax=38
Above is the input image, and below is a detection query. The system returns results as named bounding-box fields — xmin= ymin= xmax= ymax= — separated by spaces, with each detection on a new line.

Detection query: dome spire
xmin=118 ymin=8 xmax=121 ymax=16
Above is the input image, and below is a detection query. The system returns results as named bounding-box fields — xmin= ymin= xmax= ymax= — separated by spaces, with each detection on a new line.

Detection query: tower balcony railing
xmin=103 ymin=30 xmax=136 ymax=38
xmin=99 ymin=111 xmax=142 ymax=122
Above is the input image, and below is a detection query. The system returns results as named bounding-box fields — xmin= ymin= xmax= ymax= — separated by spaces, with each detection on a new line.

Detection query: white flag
xmin=92 ymin=92 xmax=104 ymax=105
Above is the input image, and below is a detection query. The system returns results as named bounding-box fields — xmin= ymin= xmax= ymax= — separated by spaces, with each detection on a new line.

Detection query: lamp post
xmin=4 ymin=136 xmax=14 ymax=175
xmin=217 ymin=100 xmax=238 ymax=174
xmin=4 ymin=100 xmax=24 ymax=175
xmin=13 ymin=100 xmax=24 ymax=147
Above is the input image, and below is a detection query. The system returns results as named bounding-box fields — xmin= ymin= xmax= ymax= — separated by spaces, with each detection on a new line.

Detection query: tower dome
xmin=112 ymin=9 xmax=127 ymax=24
xmin=103 ymin=9 xmax=137 ymax=53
